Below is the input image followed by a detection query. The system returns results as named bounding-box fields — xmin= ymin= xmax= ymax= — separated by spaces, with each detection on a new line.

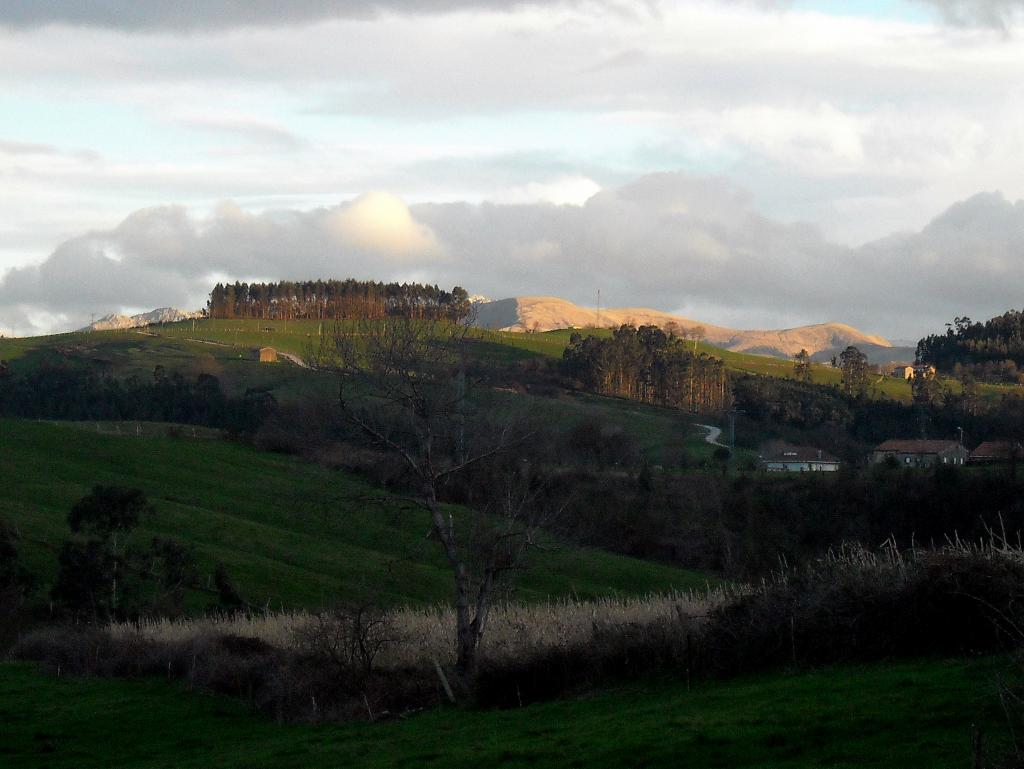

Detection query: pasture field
xmin=0 ymin=322 xmax=737 ymax=465
xmin=0 ymin=657 xmax=1005 ymax=769
xmin=3 ymin=319 xmax=1017 ymax=405
xmin=0 ymin=419 xmax=703 ymax=611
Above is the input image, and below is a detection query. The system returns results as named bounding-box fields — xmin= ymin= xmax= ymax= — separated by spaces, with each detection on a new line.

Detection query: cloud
xmin=0 ymin=139 xmax=100 ymax=162
xmin=912 ymin=0 xmax=1024 ymax=28
xmin=174 ymin=117 xmax=308 ymax=151
xmin=4 ymin=173 xmax=1024 ymax=339
xmin=0 ymin=194 xmax=442 ymax=333
xmin=0 ymin=1 xmax=626 ymax=32
xmin=324 ymin=192 xmax=441 ymax=257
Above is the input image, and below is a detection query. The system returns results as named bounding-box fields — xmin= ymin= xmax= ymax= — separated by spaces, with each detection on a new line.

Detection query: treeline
xmin=0 ymin=363 xmax=274 ymax=435
xmin=207 ymin=280 xmax=471 ymax=321
xmin=917 ymin=311 xmax=1024 ymax=383
xmin=546 ymin=460 xmax=1024 ymax=577
xmin=733 ymin=371 xmax=1024 ymax=459
xmin=561 ymin=325 xmax=730 ymax=413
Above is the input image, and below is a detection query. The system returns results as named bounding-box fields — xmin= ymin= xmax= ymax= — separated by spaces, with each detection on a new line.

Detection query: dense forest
xmin=0 ymin=363 xmax=273 ymax=435
xmin=561 ymin=324 xmax=730 ymax=413
xmin=545 ymin=460 xmax=1024 ymax=576
xmin=916 ymin=311 xmax=1024 ymax=383
xmin=207 ymin=280 xmax=471 ymax=321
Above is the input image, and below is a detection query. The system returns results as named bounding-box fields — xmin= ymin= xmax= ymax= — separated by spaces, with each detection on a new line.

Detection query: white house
xmin=761 ymin=446 xmax=841 ymax=472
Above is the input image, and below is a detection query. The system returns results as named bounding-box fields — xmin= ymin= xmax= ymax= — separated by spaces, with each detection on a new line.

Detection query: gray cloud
xmin=0 ymin=140 xmax=100 ymax=162
xmin=0 ymin=1 xmax=618 ymax=31
xmin=913 ymin=0 xmax=1024 ymax=27
xmin=175 ymin=117 xmax=308 ymax=151
xmin=2 ymin=173 xmax=1023 ymax=338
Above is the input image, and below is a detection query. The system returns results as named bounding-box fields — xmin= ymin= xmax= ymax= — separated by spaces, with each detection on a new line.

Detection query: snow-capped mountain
xmin=80 ymin=307 xmax=203 ymax=332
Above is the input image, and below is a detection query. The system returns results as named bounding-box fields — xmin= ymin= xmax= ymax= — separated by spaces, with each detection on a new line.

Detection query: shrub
xmin=13 ymin=593 xmax=713 ymax=720
xmin=701 ymin=540 xmax=1024 ymax=678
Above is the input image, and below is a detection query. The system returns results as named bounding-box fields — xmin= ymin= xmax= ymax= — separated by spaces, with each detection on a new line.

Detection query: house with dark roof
xmin=761 ymin=445 xmax=841 ymax=472
xmin=871 ymin=439 xmax=968 ymax=468
xmin=969 ymin=441 xmax=1024 ymax=464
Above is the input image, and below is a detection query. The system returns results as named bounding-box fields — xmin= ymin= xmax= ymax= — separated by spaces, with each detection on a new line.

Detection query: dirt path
xmin=694 ymin=423 xmax=728 ymax=448
xmin=278 ymin=352 xmax=308 ymax=368
xmin=185 ymin=337 xmax=231 ymax=347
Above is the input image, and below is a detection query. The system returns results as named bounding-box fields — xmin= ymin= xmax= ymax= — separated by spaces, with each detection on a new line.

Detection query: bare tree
xmin=310 ymin=316 xmax=549 ymax=683
xmin=793 ymin=348 xmax=812 ymax=383
xmin=690 ymin=325 xmax=706 ymax=352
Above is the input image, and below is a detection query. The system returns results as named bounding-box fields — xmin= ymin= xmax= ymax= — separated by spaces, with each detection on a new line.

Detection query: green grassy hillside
xmin=6 ymin=317 xmax=1015 ymax=403
xmin=0 ymin=657 xmax=1005 ymax=768
xmin=0 ymin=419 xmax=701 ymax=610
xmin=0 ymin=323 xmax=736 ymax=465
xmin=4 ymin=319 xmax=1017 ymax=405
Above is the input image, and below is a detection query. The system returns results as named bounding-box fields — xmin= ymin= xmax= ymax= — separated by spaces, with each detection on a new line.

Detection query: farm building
xmin=969 ymin=441 xmax=1023 ymax=464
xmin=761 ymin=446 xmax=840 ymax=472
xmin=891 ymin=365 xmax=915 ymax=379
xmin=891 ymin=364 xmax=937 ymax=380
xmin=251 ymin=346 xmax=278 ymax=363
xmin=871 ymin=439 xmax=968 ymax=467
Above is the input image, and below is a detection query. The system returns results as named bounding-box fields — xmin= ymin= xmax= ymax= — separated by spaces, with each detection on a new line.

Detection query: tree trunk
xmin=424 ymin=484 xmax=479 ymax=682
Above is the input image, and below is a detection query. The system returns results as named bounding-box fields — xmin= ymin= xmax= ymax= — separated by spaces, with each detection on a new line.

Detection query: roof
xmin=254 ymin=346 xmax=276 ymax=352
xmin=761 ymin=446 xmax=840 ymax=463
xmin=873 ymin=439 xmax=960 ymax=454
xmin=971 ymin=441 xmax=1023 ymax=459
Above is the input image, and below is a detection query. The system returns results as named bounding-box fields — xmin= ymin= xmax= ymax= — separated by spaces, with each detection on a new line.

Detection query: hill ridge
xmin=473 ymin=295 xmax=901 ymax=360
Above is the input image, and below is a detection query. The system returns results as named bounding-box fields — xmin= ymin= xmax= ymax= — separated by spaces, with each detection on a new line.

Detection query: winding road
xmin=695 ymin=423 xmax=729 ymax=448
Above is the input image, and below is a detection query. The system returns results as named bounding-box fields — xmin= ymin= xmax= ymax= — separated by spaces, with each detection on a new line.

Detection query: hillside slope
xmin=474 ymin=296 xmax=902 ymax=361
xmin=0 ymin=419 xmax=699 ymax=609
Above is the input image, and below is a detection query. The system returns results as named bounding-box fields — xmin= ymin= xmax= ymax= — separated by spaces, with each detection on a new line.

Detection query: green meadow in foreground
xmin=0 ymin=657 xmax=1006 ymax=769
xmin=0 ymin=419 xmax=702 ymax=609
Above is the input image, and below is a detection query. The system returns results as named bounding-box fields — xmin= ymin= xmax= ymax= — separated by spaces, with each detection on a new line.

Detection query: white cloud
xmin=4 ymin=174 xmax=1024 ymax=340
xmin=323 ymin=192 xmax=441 ymax=257
xmin=492 ymin=176 xmax=603 ymax=206
xmin=3 ymin=0 xmax=1024 ymax=328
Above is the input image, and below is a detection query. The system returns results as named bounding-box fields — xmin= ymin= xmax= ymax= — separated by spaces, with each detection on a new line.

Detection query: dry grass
xmin=108 ymin=590 xmax=721 ymax=670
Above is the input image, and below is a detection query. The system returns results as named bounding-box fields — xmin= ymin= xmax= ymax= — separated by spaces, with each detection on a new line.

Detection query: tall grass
xmin=107 ymin=590 xmax=720 ymax=670
xmin=15 ymin=538 xmax=1024 ymax=722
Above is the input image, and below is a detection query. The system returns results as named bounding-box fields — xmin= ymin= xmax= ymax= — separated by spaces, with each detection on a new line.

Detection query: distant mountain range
xmin=80 ymin=307 xmax=203 ymax=332
xmin=473 ymin=296 xmax=916 ymax=364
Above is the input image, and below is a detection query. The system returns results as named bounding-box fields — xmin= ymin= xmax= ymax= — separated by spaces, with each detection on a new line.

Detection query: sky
xmin=2 ymin=0 xmax=1024 ymax=340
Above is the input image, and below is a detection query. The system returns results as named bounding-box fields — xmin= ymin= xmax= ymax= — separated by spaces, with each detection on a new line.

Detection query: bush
xmin=0 ymin=521 xmax=35 ymax=635
xmin=700 ymin=542 xmax=1024 ymax=678
xmin=12 ymin=594 xmax=711 ymax=721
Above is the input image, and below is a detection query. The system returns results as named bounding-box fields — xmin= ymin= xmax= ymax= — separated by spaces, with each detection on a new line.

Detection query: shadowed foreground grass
xmin=0 ymin=657 xmax=1005 ymax=769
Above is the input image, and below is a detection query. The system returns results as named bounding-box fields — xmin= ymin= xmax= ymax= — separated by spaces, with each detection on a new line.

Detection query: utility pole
xmin=596 ymin=289 xmax=601 ymax=330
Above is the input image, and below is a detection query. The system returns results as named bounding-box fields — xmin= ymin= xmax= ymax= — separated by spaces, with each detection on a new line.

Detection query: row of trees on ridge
xmin=207 ymin=280 xmax=471 ymax=322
